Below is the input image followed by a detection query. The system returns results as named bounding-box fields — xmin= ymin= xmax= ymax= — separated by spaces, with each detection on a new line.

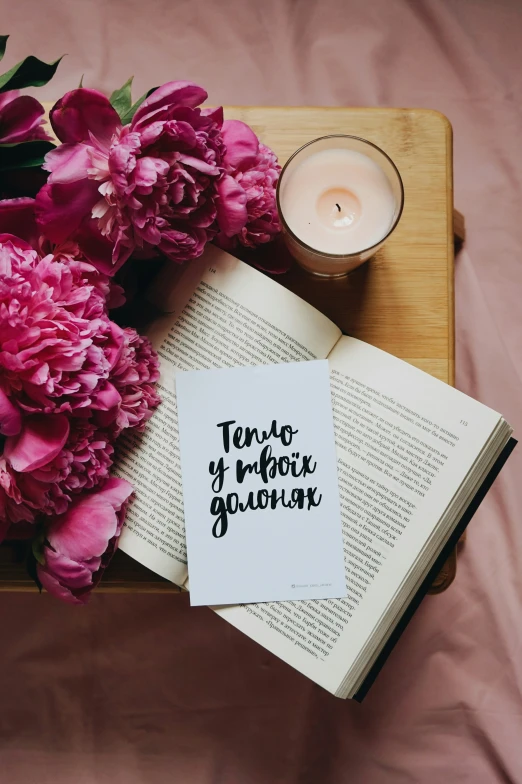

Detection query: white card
xmin=176 ymin=360 xmax=347 ymax=606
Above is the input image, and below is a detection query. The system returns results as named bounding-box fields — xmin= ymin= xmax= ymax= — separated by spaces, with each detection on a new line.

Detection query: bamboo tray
xmin=0 ymin=105 xmax=459 ymax=594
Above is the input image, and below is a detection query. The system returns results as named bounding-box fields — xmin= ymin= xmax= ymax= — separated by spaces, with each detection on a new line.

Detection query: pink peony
xmin=49 ymin=239 xmax=126 ymax=310
xmin=8 ymin=419 xmax=116 ymax=521
xmin=0 ymin=234 xmax=121 ymax=417
xmin=109 ymin=328 xmax=161 ymax=436
xmin=37 ymin=477 xmax=133 ymax=604
xmin=0 ymin=234 xmax=160 ymax=530
xmin=35 ymin=83 xmax=238 ymax=273
xmin=0 ymin=197 xmax=126 ymax=308
xmin=0 ymin=413 xmax=70 ymax=529
xmin=215 ymin=120 xmax=281 ymax=250
xmin=0 ymin=90 xmax=51 ymax=145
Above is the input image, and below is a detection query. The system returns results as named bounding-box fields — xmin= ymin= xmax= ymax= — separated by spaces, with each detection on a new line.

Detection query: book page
xmin=115 ymin=246 xmax=341 ymax=583
xmin=216 ymin=337 xmax=502 ymax=695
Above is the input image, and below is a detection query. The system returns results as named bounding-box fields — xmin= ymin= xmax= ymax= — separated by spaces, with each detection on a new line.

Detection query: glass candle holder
xmin=276 ymin=135 xmax=404 ymax=277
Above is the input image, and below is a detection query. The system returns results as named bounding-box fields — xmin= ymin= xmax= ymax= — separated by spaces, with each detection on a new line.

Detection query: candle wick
xmin=335 ymin=203 xmax=341 ymax=212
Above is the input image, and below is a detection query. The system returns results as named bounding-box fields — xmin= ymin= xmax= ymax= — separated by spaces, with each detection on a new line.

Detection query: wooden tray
xmin=0 ymin=106 xmax=457 ymax=594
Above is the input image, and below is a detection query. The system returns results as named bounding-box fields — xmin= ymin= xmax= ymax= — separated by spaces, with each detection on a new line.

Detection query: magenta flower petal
xmin=44 ymin=548 xmax=100 ymax=589
xmin=38 ymin=556 xmax=92 ymax=605
xmin=44 ymin=144 xmax=91 ymax=184
xmin=217 ymin=139 xmax=282 ymax=253
xmin=0 ymin=231 xmax=33 ymax=252
xmin=94 ymin=477 xmax=133 ymax=510
xmin=48 ymin=497 xmax=118 ymax=561
xmin=105 ymin=322 xmax=125 ymax=369
xmin=216 ymin=174 xmax=248 ymax=236
xmin=0 ymin=389 xmax=21 ymax=436
xmin=221 ymin=120 xmax=259 ymax=172
xmin=131 ymin=81 xmax=208 ymax=130
xmin=177 ymin=153 xmax=219 ymax=175
xmin=50 ymin=88 xmax=121 ymax=147
xmin=0 ymin=94 xmax=51 ymax=143
xmin=73 ymin=218 xmax=122 ymax=276
xmin=0 ymin=198 xmax=39 ymax=247
xmin=35 ymin=179 xmax=100 ymax=244
xmin=37 ymin=478 xmax=133 ymax=603
xmin=201 ymin=106 xmax=224 ymax=127
xmin=158 ymin=226 xmax=207 ymax=263
xmin=0 ymin=90 xmax=19 ymax=112
xmin=4 ymin=414 xmax=70 ymax=473
xmin=92 ymin=381 xmax=121 ymax=411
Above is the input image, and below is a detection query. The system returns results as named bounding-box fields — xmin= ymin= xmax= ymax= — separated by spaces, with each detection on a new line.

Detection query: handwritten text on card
xmin=208 ymin=419 xmax=323 ymax=537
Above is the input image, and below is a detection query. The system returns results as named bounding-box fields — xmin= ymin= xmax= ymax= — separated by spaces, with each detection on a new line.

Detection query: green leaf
xmin=0 ymin=54 xmax=63 ymax=93
xmin=26 ymin=549 xmax=43 ymax=593
xmin=110 ymin=76 xmax=134 ymax=119
xmin=120 ymin=85 xmax=158 ymax=126
xmin=0 ymin=140 xmax=55 ymax=171
xmin=31 ymin=530 xmax=46 ymax=567
xmin=78 ymin=73 xmax=84 ymax=88
xmin=0 ymin=35 xmax=8 ymax=62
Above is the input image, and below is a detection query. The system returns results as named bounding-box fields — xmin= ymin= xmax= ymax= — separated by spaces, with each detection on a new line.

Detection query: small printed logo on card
xmin=291 ymin=583 xmax=332 ymax=589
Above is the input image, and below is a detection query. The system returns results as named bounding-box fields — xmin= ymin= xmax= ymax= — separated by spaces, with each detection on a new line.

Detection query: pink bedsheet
xmin=1 ymin=1 xmax=522 ymax=781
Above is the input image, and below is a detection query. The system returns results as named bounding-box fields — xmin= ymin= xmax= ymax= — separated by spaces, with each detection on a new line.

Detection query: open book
xmin=114 ymin=245 xmax=514 ymax=699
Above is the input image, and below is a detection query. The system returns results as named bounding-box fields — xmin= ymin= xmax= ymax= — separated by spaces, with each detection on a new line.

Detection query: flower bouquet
xmin=0 ymin=37 xmax=282 ymax=603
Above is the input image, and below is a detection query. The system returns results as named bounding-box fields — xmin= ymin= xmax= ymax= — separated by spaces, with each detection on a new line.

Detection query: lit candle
xmin=277 ymin=136 xmax=404 ymax=277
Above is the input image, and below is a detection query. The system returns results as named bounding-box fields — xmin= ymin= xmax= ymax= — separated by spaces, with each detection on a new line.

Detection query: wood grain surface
xmin=234 ymin=106 xmax=455 ymax=385
xmin=0 ymin=106 xmax=456 ymax=593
